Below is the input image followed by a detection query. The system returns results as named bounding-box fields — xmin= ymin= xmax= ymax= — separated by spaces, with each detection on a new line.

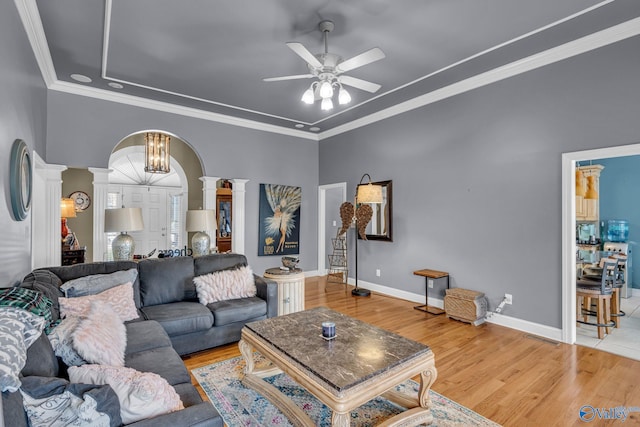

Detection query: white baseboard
xmin=324 ymin=277 xmax=563 ymax=342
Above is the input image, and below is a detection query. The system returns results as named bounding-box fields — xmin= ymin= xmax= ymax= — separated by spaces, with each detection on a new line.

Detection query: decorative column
xmin=230 ymin=179 xmax=249 ymax=255
xmin=200 ymin=176 xmax=220 ymax=252
xmin=31 ymin=152 xmax=67 ymax=268
xmin=89 ymin=168 xmax=111 ymax=262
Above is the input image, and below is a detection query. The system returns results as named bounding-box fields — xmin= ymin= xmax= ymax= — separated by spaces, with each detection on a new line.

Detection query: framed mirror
xmin=358 ymin=180 xmax=392 ymax=241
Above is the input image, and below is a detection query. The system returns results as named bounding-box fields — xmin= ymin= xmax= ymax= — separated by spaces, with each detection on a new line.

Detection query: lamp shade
xmin=357 ymin=183 xmax=383 ymax=204
xmin=186 ymin=210 xmax=216 ymax=232
xmin=104 ymin=208 xmax=144 ymax=232
xmin=60 ymin=198 xmax=77 ymax=218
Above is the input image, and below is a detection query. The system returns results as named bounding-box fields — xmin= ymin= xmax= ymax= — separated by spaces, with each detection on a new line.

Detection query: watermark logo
xmin=579 ymin=405 xmax=640 ymax=422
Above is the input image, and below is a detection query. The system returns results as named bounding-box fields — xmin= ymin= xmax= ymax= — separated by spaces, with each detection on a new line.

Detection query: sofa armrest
xmin=254 ymin=275 xmax=278 ymax=318
xmin=126 ymin=401 xmax=222 ymax=427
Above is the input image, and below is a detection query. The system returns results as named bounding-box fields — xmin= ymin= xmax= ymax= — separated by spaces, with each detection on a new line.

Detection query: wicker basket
xmin=444 ymin=288 xmax=487 ymax=324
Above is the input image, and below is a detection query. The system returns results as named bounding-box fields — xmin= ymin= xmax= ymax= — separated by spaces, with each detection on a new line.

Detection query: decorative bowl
xmin=281 ymin=256 xmax=300 ymax=269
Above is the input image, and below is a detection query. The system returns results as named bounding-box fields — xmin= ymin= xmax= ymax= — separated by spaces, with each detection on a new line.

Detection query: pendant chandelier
xmin=144 ymin=132 xmax=170 ymax=173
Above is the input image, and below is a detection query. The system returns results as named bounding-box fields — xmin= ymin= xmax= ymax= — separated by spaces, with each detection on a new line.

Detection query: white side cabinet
xmin=264 ymin=268 xmax=305 ymax=315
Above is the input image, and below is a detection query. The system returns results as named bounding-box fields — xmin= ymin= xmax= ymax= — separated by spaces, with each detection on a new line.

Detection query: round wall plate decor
xmin=9 ymin=139 xmax=32 ymax=221
xmin=69 ymin=190 xmax=91 ymax=211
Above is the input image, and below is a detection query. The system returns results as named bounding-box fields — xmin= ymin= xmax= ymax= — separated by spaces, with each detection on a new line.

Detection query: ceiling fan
xmin=263 ymin=20 xmax=386 ymax=111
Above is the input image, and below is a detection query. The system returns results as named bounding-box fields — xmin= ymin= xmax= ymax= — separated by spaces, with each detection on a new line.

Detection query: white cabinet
xmin=576 ymin=165 xmax=604 ymax=221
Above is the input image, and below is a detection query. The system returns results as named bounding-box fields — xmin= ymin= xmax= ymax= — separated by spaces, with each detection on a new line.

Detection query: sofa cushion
xmin=23 ymin=333 xmax=59 ymax=378
xmin=125 ymin=320 xmax=172 ymax=354
xmin=47 ymin=317 xmax=86 ymax=367
xmin=0 ymin=287 xmax=56 ymax=334
xmin=73 ymin=301 xmax=126 ymax=367
xmin=138 ymin=257 xmax=194 ymax=306
xmin=124 ymin=346 xmax=191 ymax=386
xmin=141 ymin=302 xmax=213 ymax=337
xmin=21 ymin=270 xmax=64 ymax=323
xmin=19 ymin=376 xmax=122 ymax=427
xmin=40 ymin=261 xmax=141 ymax=308
xmin=208 ymin=297 xmax=267 ymax=326
xmin=60 ymin=268 xmax=138 ymax=297
xmin=193 ymin=265 xmax=256 ymax=304
xmin=68 ymin=365 xmax=183 ymax=424
xmin=59 ymin=282 xmax=139 ymax=322
xmin=0 ymin=307 xmax=46 ymax=392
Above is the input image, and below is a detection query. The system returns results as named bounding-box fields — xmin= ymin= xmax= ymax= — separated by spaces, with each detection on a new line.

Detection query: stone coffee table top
xmin=244 ymin=306 xmax=431 ymax=393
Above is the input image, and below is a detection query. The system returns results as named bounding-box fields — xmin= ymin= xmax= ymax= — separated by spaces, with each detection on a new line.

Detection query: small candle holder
xmin=321 ymin=321 xmax=336 ymax=340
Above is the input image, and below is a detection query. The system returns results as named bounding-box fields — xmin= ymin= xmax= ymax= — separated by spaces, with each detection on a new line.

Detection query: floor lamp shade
xmin=105 ymin=208 xmax=144 ymax=260
xmin=186 ymin=210 xmax=216 ymax=257
xmin=357 ymin=181 xmax=383 ymax=204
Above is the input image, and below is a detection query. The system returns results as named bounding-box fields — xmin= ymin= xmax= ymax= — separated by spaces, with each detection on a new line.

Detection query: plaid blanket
xmin=0 ymin=287 xmax=56 ymax=334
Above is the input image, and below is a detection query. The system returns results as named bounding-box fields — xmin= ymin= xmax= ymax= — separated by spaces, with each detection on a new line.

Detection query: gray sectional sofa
xmin=2 ymin=253 xmax=278 ymax=426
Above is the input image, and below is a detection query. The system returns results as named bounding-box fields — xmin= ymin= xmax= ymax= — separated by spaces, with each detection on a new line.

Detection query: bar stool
xmin=576 ymin=259 xmax=616 ymax=339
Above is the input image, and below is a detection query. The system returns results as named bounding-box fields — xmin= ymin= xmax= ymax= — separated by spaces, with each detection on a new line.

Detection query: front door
xmin=123 ymin=186 xmax=169 ymax=255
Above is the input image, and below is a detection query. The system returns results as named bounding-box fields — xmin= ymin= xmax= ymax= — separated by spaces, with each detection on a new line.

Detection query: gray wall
xmin=45 ymin=92 xmax=319 ymax=273
xmin=319 ymin=36 xmax=640 ymax=328
xmin=0 ymin=1 xmax=47 ymax=287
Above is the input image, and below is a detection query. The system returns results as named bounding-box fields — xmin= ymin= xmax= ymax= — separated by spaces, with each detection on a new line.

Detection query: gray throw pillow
xmin=60 ymin=269 xmax=138 ymax=298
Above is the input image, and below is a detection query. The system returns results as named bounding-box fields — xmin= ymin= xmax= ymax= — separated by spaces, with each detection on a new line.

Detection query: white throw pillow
xmin=68 ymin=365 xmax=184 ymax=424
xmin=72 ymin=301 xmax=126 ymax=367
xmin=59 ymin=282 xmax=139 ymax=322
xmin=193 ymin=265 xmax=256 ymax=304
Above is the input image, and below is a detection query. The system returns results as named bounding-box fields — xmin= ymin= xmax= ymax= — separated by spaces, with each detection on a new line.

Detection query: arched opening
xmin=103 ymin=130 xmax=203 ymax=259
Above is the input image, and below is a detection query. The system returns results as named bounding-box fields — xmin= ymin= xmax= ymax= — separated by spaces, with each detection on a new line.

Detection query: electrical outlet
xmin=332 ymin=220 xmax=337 ymax=226
xmin=375 ymin=269 xmax=381 ymax=277
xmin=428 ymin=279 xmax=434 ymax=288
xmin=505 ymin=293 xmax=513 ymax=305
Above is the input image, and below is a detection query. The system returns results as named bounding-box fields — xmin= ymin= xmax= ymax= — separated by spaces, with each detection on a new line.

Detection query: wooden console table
xmin=413 ymin=269 xmax=449 ymax=315
xmin=62 ymin=246 xmax=86 ymax=266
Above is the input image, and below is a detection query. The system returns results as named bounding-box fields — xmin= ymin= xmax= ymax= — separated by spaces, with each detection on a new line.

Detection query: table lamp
xmin=105 ymin=207 xmax=144 ymax=261
xmin=60 ymin=198 xmax=76 ymax=239
xmin=186 ymin=209 xmax=216 ymax=257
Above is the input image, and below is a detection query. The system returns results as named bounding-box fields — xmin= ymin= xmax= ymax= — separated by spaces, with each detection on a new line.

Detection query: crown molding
xmin=49 ymin=80 xmax=319 ymax=141
xmin=14 ymin=0 xmax=57 ymax=86
xmin=16 ymin=0 xmax=639 ymax=142
xmin=319 ymin=17 xmax=640 ymax=140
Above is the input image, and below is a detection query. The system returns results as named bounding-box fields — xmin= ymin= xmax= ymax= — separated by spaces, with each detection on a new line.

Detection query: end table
xmin=264 ymin=268 xmax=305 ymax=315
xmin=413 ymin=269 xmax=449 ymax=315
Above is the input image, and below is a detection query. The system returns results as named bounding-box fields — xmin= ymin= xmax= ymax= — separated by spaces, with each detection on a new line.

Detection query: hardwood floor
xmin=183 ymin=276 xmax=640 ymax=426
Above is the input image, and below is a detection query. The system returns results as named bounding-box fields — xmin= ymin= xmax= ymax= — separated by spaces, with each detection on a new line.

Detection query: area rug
xmin=192 ymin=355 xmax=500 ymax=427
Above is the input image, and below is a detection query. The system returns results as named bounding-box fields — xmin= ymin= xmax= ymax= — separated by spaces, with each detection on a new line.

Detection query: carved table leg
xmin=238 ymin=339 xmax=254 ymax=374
xmin=418 ymin=365 xmax=438 ymax=408
xmin=331 ymin=411 xmax=350 ymax=427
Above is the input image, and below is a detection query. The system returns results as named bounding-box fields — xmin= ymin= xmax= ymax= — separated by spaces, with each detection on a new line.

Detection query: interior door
xmin=123 ymin=186 xmax=169 ymax=255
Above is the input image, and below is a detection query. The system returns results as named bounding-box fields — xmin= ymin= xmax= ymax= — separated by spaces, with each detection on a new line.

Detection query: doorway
xmin=562 ymin=143 xmax=640 ymax=351
xmin=317 ymin=183 xmax=347 ymax=274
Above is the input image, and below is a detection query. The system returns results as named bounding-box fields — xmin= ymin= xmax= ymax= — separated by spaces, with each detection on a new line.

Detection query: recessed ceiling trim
xmin=313 ymin=0 xmax=617 ymax=127
xmin=319 ymin=16 xmax=640 ymax=140
xmin=49 ymin=80 xmax=319 ymax=141
xmin=101 ymin=0 xmax=317 ymax=128
xmin=14 ymin=0 xmax=57 ymax=86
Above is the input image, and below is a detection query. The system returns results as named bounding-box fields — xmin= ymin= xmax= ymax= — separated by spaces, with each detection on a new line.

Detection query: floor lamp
xmin=351 ymin=174 xmax=383 ymax=297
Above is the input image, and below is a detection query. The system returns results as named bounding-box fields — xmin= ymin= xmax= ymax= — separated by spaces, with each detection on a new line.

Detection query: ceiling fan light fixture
xmin=321 ymin=97 xmax=333 ymax=111
xmin=319 ymin=80 xmax=333 ymax=99
xmin=338 ymin=86 xmax=351 ymax=105
xmin=301 ymin=86 xmax=315 ymax=104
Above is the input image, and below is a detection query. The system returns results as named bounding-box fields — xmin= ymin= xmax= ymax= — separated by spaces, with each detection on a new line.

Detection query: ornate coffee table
xmin=239 ymin=307 xmax=437 ymax=426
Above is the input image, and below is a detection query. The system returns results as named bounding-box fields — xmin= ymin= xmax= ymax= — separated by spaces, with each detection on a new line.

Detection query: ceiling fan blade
xmin=336 ymin=47 xmax=385 ymax=73
xmin=338 ymin=75 xmax=381 ymax=93
xmin=286 ymin=42 xmax=323 ymax=68
xmin=263 ymin=74 xmax=314 ymax=82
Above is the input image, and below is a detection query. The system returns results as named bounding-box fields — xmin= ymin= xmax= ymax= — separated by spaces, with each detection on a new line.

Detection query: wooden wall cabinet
xmin=576 ymin=165 xmax=604 ymax=221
